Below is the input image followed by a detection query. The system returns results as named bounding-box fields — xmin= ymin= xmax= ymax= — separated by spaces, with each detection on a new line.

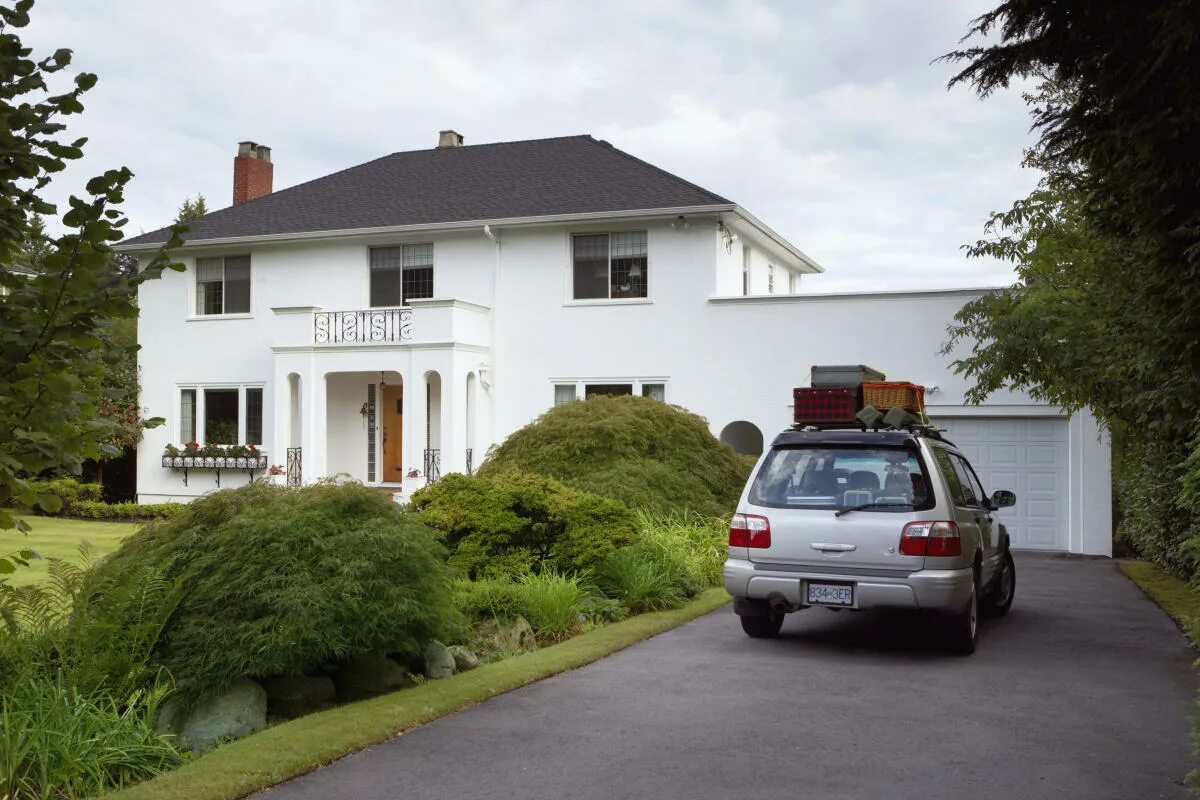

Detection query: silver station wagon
xmin=723 ymin=427 xmax=1017 ymax=653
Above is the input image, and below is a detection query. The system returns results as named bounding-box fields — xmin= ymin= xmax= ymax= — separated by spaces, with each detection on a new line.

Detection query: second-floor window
xmin=195 ymin=255 xmax=251 ymax=315
xmin=371 ymin=243 xmax=434 ymax=307
xmin=572 ymin=231 xmax=648 ymax=300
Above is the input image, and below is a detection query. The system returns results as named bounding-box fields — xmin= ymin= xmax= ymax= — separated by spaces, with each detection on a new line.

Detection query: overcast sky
xmin=26 ymin=0 xmax=1036 ymax=292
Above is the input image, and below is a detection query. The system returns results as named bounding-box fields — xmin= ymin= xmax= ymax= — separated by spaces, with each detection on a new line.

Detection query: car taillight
xmin=729 ymin=513 xmax=771 ymax=549
xmin=899 ymin=520 xmax=961 ymax=557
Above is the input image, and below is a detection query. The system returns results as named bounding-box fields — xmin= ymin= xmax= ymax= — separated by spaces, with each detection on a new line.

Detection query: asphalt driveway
xmin=260 ymin=554 xmax=1195 ymax=800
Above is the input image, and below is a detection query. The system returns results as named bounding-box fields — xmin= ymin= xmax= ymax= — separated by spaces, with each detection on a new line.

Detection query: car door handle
xmin=810 ymin=543 xmax=857 ymax=552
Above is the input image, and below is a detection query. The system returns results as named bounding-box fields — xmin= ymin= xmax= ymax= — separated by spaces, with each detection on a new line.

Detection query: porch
xmin=271 ymin=356 xmax=488 ymax=496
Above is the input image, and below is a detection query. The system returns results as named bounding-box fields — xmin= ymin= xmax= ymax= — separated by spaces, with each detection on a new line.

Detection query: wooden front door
xmin=381 ymin=384 xmax=404 ymax=481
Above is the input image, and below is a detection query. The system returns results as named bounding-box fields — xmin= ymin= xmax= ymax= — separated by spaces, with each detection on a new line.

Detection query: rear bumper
xmin=723 ymin=558 xmax=972 ymax=612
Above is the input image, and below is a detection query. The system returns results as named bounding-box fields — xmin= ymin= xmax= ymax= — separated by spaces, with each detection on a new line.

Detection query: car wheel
xmin=945 ymin=572 xmax=978 ymax=655
xmin=985 ymin=549 xmax=1016 ymax=616
xmin=740 ymin=610 xmax=785 ymax=638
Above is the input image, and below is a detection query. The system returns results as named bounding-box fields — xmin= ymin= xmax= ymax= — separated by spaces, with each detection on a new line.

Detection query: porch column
xmin=441 ymin=365 xmax=466 ymax=476
xmin=271 ymin=363 xmax=291 ymax=471
xmin=403 ymin=372 xmax=428 ymax=492
xmin=304 ymin=371 xmax=328 ymax=483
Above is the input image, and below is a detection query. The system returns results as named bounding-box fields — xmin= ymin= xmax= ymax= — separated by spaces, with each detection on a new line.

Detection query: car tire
xmin=985 ymin=549 xmax=1016 ymax=617
xmin=740 ymin=610 xmax=785 ymax=638
xmin=945 ymin=571 xmax=979 ymax=655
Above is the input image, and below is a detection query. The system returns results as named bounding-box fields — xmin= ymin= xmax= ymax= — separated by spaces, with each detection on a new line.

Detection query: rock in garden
xmin=332 ymin=654 xmax=411 ymax=701
xmin=448 ymin=645 xmax=480 ymax=671
xmin=262 ymin=674 xmax=336 ymax=718
xmin=479 ymin=615 xmax=538 ymax=654
xmin=423 ymin=640 xmax=456 ymax=679
xmin=157 ymin=677 xmax=268 ymax=753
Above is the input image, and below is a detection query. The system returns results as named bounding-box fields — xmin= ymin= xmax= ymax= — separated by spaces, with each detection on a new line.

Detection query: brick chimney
xmin=437 ymin=130 xmax=464 ymax=148
xmin=233 ymin=141 xmax=273 ymax=205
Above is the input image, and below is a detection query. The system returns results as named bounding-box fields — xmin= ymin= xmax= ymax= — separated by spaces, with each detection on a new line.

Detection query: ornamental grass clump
xmin=94 ymin=481 xmax=457 ymax=706
xmin=477 ymin=395 xmax=752 ymax=516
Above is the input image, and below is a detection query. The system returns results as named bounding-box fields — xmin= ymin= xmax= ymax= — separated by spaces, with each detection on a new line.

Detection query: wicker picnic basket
xmin=862 ymin=381 xmax=926 ymax=414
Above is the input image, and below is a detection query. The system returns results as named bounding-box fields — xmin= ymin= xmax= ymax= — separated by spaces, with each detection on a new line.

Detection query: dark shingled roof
xmin=122 ymin=135 xmax=733 ymax=247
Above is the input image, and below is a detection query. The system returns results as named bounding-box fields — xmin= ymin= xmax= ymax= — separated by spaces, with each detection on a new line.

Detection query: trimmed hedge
xmin=14 ymin=477 xmax=182 ymax=520
xmin=94 ymin=482 xmax=457 ymax=705
xmin=410 ymin=470 xmax=637 ymax=579
xmin=1114 ymin=433 xmax=1200 ymax=579
xmin=477 ymin=395 xmax=752 ymax=516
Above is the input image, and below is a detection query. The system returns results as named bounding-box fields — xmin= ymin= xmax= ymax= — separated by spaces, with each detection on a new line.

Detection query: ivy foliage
xmin=0 ymin=0 xmax=185 ymax=556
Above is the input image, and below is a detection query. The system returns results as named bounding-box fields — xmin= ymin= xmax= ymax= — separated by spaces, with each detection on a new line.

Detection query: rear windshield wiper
xmin=835 ymin=501 xmax=913 ymax=517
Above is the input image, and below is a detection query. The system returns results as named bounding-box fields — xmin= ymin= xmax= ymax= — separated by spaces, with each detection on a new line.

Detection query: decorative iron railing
xmin=161 ymin=454 xmax=268 ymax=487
xmin=286 ymin=447 xmax=302 ymax=487
xmin=423 ymin=448 xmax=441 ymax=483
xmin=465 ymin=448 xmax=473 ymax=476
xmin=313 ymin=308 xmax=413 ymax=344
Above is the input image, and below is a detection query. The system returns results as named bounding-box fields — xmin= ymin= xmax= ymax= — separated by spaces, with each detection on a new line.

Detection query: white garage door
xmin=935 ymin=417 xmax=1069 ymax=551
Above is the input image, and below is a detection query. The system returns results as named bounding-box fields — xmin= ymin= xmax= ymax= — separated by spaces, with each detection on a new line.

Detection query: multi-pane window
xmin=641 ymin=383 xmax=666 ymax=402
xmin=179 ymin=385 xmax=265 ymax=445
xmin=767 ymin=264 xmax=775 ymax=294
xmin=246 ymin=388 xmax=264 ymax=446
xmin=204 ymin=389 xmax=239 ymax=444
xmin=585 ymin=383 xmax=634 ymax=398
xmin=180 ymin=389 xmax=196 ymax=443
xmin=555 ymin=381 xmax=666 ymax=406
xmin=554 ymin=385 xmax=577 ymax=406
xmin=370 ymin=244 xmax=434 ymax=306
xmin=572 ymin=231 xmax=648 ymax=300
xmin=195 ymin=255 xmax=251 ymax=315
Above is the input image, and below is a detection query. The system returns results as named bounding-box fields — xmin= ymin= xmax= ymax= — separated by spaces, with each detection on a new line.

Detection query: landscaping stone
xmin=262 ymin=674 xmax=337 ymax=718
xmin=449 ymin=645 xmax=480 ymax=671
xmin=332 ymin=654 xmax=412 ymax=701
xmin=479 ymin=615 xmax=538 ymax=654
xmin=424 ymin=640 xmax=456 ymax=679
xmin=156 ymin=677 xmax=267 ymax=753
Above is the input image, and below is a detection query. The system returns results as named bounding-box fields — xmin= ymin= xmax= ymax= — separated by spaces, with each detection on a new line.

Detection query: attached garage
xmin=936 ymin=417 xmax=1069 ymax=551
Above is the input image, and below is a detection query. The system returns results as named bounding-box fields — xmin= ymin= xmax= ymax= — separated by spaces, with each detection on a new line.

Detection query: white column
xmin=442 ymin=356 xmax=467 ymax=476
xmin=405 ymin=370 xmax=428 ymax=491
xmin=305 ymin=369 xmax=327 ymax=484
xmin=271 ymin=363 xmax=291 ymax=468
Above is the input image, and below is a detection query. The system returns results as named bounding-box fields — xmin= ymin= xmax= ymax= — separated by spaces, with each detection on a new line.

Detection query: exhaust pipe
xmin=767 ymin=593 xmax=792 ymax=614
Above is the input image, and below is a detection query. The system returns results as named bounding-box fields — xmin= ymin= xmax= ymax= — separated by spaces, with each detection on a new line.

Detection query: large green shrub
xmin=16 ymin=477 xmax=103 ymax=515
xmin=478 ymin=395 xmax=752 ymax=516
xmin=94 ymin=482 xmax=455 ymax=704
xmin=1114 ymin=433 xmax=1200 ymax=580
xmin=411 ymin=471 xmax=636 ymax=578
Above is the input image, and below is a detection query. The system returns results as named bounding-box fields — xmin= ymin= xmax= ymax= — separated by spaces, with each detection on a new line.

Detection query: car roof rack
xmin=788 ymin=421 xmax=955 ymax=446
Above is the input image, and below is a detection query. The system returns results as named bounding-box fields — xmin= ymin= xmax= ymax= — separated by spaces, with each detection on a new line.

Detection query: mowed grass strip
xmin=104 ymin=587 xmax=732 ymax=800
xmin=1118 ymin=560 xmax=1200 ymax=634
xmin=6 ymin=517 xmax=141 ymax=588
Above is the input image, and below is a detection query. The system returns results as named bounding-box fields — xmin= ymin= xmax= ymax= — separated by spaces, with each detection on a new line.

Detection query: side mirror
xmin=991 ymin=490 xmax=1016 ymax=509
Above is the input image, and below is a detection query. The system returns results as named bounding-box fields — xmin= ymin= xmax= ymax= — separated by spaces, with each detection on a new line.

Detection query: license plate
xmin=807 ymin=582 xmax=854 ymax=606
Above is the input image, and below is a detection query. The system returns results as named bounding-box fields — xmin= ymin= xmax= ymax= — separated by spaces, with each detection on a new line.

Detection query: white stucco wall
xmin=134 ymin=214 xmax=1111 ymax=555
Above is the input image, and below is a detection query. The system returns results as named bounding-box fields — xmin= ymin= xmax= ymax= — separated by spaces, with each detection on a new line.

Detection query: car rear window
xmin=749 ymin=445 xmax=934 ymax=511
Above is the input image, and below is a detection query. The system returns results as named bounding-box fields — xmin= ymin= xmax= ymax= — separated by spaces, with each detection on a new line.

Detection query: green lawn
xmin=1119 ymin=560 xmax=1200 ymax=636
xmin=5 ymin=516 xmax=141 ymax=587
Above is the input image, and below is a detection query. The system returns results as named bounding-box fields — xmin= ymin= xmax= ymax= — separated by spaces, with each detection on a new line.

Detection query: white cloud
xmin=23 ymin=0 xmax=1038 ymax=290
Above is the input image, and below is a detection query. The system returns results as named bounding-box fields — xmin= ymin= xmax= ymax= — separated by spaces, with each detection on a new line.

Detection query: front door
xmin=381 ymin=384 xmax=404 ymax=481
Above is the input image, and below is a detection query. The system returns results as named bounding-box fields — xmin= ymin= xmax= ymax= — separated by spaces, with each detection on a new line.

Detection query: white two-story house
xmin=119 ymin=131 xmax=1112 ymax=556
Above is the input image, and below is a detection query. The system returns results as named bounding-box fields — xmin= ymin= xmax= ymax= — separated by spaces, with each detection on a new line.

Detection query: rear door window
xmin=932 ymin=447 xmax=967 ymax=506
xmin=951 ymin=454 xmax=987 ymax=508
xmin=749 ymin=446 xmax=933 ymax=511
